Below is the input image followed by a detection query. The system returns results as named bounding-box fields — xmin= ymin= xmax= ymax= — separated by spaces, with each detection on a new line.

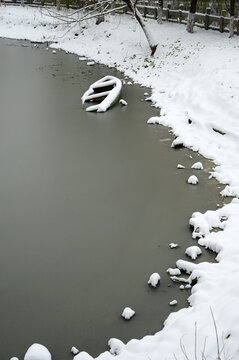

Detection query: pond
xmin=0 ymin=38 xmax=226 ymax=360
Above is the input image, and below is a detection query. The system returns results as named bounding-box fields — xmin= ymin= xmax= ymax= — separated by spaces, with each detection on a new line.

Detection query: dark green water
xmin=0 ymin=38 xmax=225 ymax=360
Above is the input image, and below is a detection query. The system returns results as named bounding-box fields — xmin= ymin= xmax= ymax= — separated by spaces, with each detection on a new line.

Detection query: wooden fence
xmin=115 ymin=1 xmax=239 ymax=35
xmin=2 ymin=0 xmax=239 ymax=35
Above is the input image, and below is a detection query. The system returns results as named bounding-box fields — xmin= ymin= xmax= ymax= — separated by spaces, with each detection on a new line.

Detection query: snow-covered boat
xmin=82 ymin=75 xmax=122 ymax=112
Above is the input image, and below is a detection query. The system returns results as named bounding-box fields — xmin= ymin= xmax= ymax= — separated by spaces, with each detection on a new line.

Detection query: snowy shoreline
xmin=1 ymin=6 xmax=239 ymax=360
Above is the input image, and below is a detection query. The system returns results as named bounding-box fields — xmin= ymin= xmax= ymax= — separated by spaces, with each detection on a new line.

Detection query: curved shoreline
xmin=1 ymin=7 xmax=239 ymax=360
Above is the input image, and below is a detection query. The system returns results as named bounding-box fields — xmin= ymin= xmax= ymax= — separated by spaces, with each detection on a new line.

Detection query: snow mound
xmin=122 ymin=307 xmax=135 ymax=320
xmin=191 ymin=162 xmax=203 ymax=170
xmin=71 ymin=347 xmax=79 ymax=355
xmin=73 ymin=351 xmax=93 ymax=360
xmin=187 ymin=175 xmax=198 ymax=185
xmin=169 ymin=243 xmax=178 ymax=249
xmin=176 ymin=259 xmax=197 ymax=274
xmin=220 ymin=185 xmax=237 ymax=197
xmin=119 ymin=99 xmax=127 ymax=106
xmin=169 ymin=300 xmax=178 ymax=306
xmin=108 ymin=338 xmax=125 ymax=355
xmin=177 ymin=164 xmax=185 ymax=169
xmin=148 ymin=272 xmax=161 ymax=287
xmin=185 ymin=246 xmax=202 ymax=260
xmin=147 ymin=116 xmax=160 ymax=125
xmin=24 ymin=344 xmax=51 ymax=360
xmin=167 ymin=268 xmax=181 ymax=276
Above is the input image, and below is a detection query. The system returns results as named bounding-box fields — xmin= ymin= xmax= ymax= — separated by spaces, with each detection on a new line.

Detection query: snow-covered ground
xmin=1 ymin=5 xmax=239 ymax=360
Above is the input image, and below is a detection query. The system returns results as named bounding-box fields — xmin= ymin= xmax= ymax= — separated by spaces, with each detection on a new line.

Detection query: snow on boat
xmin=82 ymin=75 xmax=122 ymax=112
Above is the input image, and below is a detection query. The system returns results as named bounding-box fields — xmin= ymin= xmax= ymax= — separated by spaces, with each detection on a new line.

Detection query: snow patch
xmin=169 ymin=242 xmax=178 ymax=249
xmin=167 ymin=268 xmax=181 ymax=276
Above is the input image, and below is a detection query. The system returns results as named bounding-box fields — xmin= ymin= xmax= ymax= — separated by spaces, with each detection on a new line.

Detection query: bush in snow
xmin=188 ymin=175 xmax=198 ymax=185
xmin=122 ymin=307 xmax=135 ymax=320
xmin=148 ymin=273 xmax=161 ymax=287
xmin=185 ymin=245 xmax=202 ymax=260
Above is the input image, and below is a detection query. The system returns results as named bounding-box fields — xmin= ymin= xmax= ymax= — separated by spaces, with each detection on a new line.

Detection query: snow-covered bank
xmin=1 ymin=6 xmax=239 ymax=360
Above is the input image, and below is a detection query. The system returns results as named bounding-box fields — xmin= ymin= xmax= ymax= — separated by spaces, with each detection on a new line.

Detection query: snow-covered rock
xmin=108 ymin=338 xmax=125 ymax=355
xmin=185 ymin=284 xmax=192 ymax=289
xmin=86 ymin=61 xmax=95 ymax=66
xmin=10 ymin=358 xmax=19 ymax=360
xmin=187 ymin=175 xmax=198 ymax=185
xmin=122 ymin=307 xmax=135 ymax=320
xmin=179 ymin=285 xmax=185 ymax=290
xmin=169 ymin=243 xmax=178 ymax=249
xmin=185 ymin=246 xmax=202 ymax=260
xmin=169 ymin=300 xmax=178 ymax=306
xmin=79 ymin=57 xmax=85 ymax=60
xmin=148 ymin=272 xmax=161 ymax=287
xmin=147 ymin=116 xmax=160 ymax=125
xmin=24 ymin=344 xmax=51 ymax=360
xmin=167 ymin=268 xmax=181 ymax=276
xmin=177 ymin=164 xmax=185 ymax=169
xmin=71 ymin=346 xmax=79 ymax=355
xmin=119 ymin=99 xmax=127 ymax=106
xmin=191 ymin=162 xmax=203 ymax=170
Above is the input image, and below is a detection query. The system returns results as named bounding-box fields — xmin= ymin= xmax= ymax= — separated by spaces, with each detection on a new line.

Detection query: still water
xmin=0 ymin=38 xmax=225 ymax=360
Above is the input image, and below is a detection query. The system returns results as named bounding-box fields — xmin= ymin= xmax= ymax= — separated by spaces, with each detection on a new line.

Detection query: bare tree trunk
xmin=21 ymin=0 xmax=24 ymax=7
xmin=123 ymin=0 xmax=158 ymax=55
xmin=157 ymin=0 xmax=163 ymax=24
xmin=229 ymin=0 xmax=235 ymax=37
xmin=186 ymin=0 xmax=197 ymax=33
xmin=57 ymin=0 xmax=60 ymax=11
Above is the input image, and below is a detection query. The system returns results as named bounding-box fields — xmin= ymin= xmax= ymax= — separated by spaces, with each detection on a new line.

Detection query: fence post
xmin=204 ymin=7 xmax=211 ymax=30
xmin=178 ymin=3 xmax=183 ymax=22
xmin=219 ymin=16 xmax=224 ymax=33
xmin=143 ymin=6 xmax=147 ymax=17
xmin=154 ymin=7 xmax=158 ymax=20
xmin=165 ymin=3 xmax=171 ymax=21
